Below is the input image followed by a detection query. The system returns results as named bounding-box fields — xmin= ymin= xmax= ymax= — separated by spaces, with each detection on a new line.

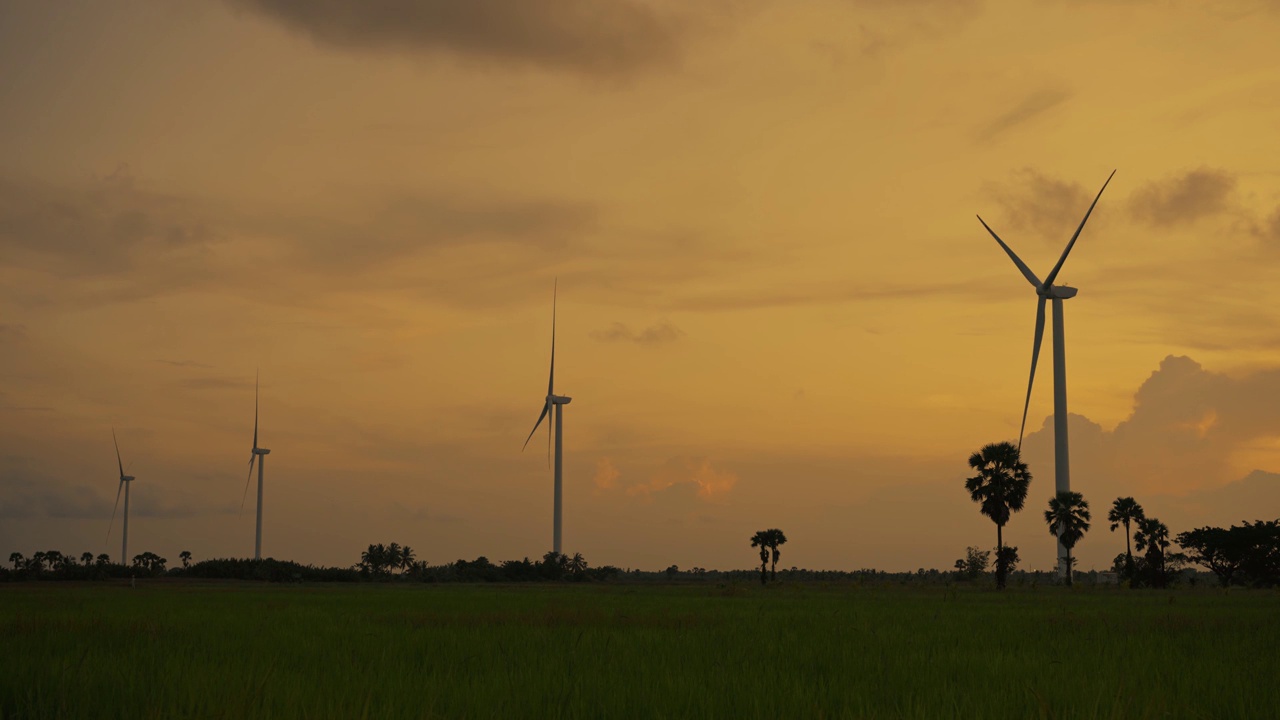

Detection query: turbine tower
xmin=241 ymin=372 xmax=271 ymax=560
xmin=977 ymin=170 xmax=1115 ymax=578
xmin=523 ymin=281 xmax=572 ymax=555
xmin=107 ymin=428 xmax=135 ymax=565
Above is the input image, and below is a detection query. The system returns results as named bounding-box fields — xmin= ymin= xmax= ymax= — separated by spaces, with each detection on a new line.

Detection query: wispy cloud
xmin=976 ymin=86 xmax=1072 ymax=144
xmin=590 ymin=321 xmax=684 ymax=346
xmin=1128 ymin=167 xmax=1238 ymax=227
xmin=223 ymin=0 xmax=720 ymax=78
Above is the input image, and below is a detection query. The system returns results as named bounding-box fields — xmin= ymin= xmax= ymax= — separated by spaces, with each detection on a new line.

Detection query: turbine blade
xmin=253 ymin=369 xmax=259 ymax=450
xmin=1019 ymin=296 xmax=1048 ymax=448
xmin=106 ymin=478 xmax=123 ymax=542
xmin=241 ymin=454 xmax=257 ymax=513
xmin=547 ymin=402 xmax=553 ymax=469
xmin=522 ymin=402 xmax=551 ymax=451
xmin=113 ymin=427 xmax=125 ymax=479
xmin=548 ymin=279 xmax=556 ymax=397
xmin=1043 ymin=169 xmax=1116 ymax=286
xmin=977 ymin=215 xmax=1042 ymax=289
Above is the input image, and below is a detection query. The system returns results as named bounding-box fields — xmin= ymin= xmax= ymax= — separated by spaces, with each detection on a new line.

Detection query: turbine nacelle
xmin=1038 ymin=285 xmax=1078 ymax=300
xmin=121 ymin=475 xmax=135 ymax=482
xmin=548 ymin=394 xmax=573 ymax=405
xmin=254 ymin=448 xmax=271 ymax=455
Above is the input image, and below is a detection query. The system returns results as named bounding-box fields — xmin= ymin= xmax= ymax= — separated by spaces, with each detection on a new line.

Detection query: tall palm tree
xmin=965 ymin=441 xmax=1032 ymax=589
xmin=568 ymin=552 xmax=588 ymax=578
xmin=387 ymin=543 xmax=403 ymax=574
xmin=179 ymin=551 xmax=192 ymax=569
xmin=750 ymin=531 xmax=770 ymax=585
xmin=9 ymin=552 xmax=25 ymax=571
xmin=1107 ymin=497 xmax=1145 ymax=583
xmin=400 ymin=545 xmax=416 ymax=573
xmin=1044 ymin=491 xmax=1091 ymax=586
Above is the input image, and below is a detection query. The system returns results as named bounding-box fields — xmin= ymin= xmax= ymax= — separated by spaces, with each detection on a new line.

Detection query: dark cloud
xmin=590 ymin=321 xmax=684 ymax=346
xmin=1128 ymin=167 xmax=1238 ymax=227
xmin=975 ymin=86 xmax=1072 ymax=144
xmin=159 ymin=359 xmax=215 ymax=369
xmin=984 ymin=169 xmax=1102 ymax=244
xmin=0 ymin=457 xmax=104 ymax=519
xmin=0 ymin=173 xmax=219 ymax=280
xmin=0 ymin=323 xmax=27 ymax=343
xmin=224 ymin=0 xmax=702 ymax=78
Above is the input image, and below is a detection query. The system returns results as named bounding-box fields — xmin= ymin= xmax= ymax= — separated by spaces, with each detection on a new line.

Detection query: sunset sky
xmin=3 ymin=0 xmax=1279 ymax=573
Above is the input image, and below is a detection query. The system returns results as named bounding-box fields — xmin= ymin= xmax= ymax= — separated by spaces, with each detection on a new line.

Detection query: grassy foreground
xmin=1 ymin=581 xmax=1277 ymax=719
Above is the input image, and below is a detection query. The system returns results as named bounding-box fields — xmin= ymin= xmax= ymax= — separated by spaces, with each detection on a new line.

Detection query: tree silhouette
xmin=9 ymin=552 xmax=23 ymax=571
xmin=80 ymin=552 xmax=94 ymax=566
xmin=399 ymin=545 xmax=416 ymax=573
xmin=965 ymin=442 xmax=1031 ymax=589
xmin=1134 ymin=516 xmax=1172 ymax=586
xmin=179 ymin=551 xmax=192 ymax=569
xmin=763 ymin=529 xmax=787 ymax=580
xmin=750 ymin=531 xmax=770 ymax=585
xmin=95 ymin=553 xmax=110 ymax=566
xmin=1044 ymin=491 xmax=1091 ymax=586
xmin=568 ymin=552 xmax=588 ymax=579
xmin=1108 ymin=497 xmax=1145 ymax=586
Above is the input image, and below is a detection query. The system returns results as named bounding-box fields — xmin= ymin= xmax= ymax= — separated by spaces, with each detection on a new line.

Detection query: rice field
xmin=2 ymin=581 xmax=1277 ymax=719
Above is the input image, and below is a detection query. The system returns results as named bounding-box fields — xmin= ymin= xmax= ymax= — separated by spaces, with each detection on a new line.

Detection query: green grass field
xmin=2 ymin=581 xmax=1277 ymax=719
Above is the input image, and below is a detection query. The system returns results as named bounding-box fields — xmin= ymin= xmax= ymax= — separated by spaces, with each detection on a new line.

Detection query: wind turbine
xmin=106 ymin=428 xmax=135 ymax=565
xmin=977 ymin=169 xmax=1115 ymax=578
xmin=523 ymin=281 xmax=572 ymax=555
xmin=241 ymin=372 xmax=271 ymax=560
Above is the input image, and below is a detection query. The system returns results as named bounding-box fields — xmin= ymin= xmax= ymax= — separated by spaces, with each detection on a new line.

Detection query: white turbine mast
xmin=106 ymin=427 xmax=135 ymax=565
xmin=977 ymin=169 xmax=1115 ymax=578
xmin=523 ymin=280 xmax=572 ymax=555
xmin=241 ymin=370 xmax=271 ymax=560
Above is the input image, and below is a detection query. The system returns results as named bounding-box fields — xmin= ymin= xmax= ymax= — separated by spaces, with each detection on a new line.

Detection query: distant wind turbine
xmin=106 ymin=427 xmax=135 ymax=565
xmin=523 ymin=281 xmax=572 ymax=555
xmin=977 ymin=169 xmax=1115 ymax=577
xmin=241 ymin=372 xmax=271 ymax=560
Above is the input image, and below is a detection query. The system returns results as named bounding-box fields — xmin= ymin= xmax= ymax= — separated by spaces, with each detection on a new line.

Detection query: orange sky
xmin=2 ymin=0 xmax=1279 ymax=572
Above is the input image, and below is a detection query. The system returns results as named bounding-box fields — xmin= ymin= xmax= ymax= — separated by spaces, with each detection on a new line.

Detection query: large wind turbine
xmin=523 ymin=282 xmax=572 ymax=555
xmin=977 ymin=169 xmax=1115 ymax=578
xmin=107 ymin=428 xmax=135 ymax=565
xmin=241 ymin=372 xmax=271 ymax=560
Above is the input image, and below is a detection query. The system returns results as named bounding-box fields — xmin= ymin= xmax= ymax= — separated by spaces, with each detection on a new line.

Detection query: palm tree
xmin=1134 ymin=516 xmax=1171 ymax=586
xmin=1044 ymin=491 xmax=1091 ymax=586
xmin=400 ymin=545 xmax=416 ymax=573
xmin=965 ymin=442 xmax=1032 ymax=589
xmin=750 ymin=531 xmax=770 ymax=585
xmin=764 ymin=529 xmax=788 ymax=581
xmin=9 ymin=552 xmax=23 ymax=571
xmin=387 ymin=543 xmax=403 ymax=574
xmin=179 ymin=551 xmax=192 ymax=569
xmin=95 ymin=553 xmax=110 ymax=566
xmin=1107 ymin=497 xmax=1145 ymax=584
xmin=568 ymin=552 xmax=588 ymax=578
xmin=81 ymin=552 xmax=94 ymax=566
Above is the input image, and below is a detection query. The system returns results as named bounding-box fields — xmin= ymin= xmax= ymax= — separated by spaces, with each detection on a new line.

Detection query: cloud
xmin=984 ymin=169 xmax=1102 ymax=243
xmin=589 ymin=321 xmax=684 ymax=346
xmin=224 ymin=0 xmax=705 ymax=78
xmin=0 ymin=458 xmax=104 ymax=519
xmin=1128 ymin=167 xmax=1238 ymax=227
xmin=1250 ymin=205 xmax=1280 ymax=248
xmin=1022 ymin=355 xmax=1280 ymax=500
xmin=593 ymin=457 xmax=620 ymax=491
xmin=0 ymin=324 xmax=26 ymax=343
xmin=975 ymin=86 xmax=1073 ymax=143
xmin=626 ymin=456 xmax=739 ymax=501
